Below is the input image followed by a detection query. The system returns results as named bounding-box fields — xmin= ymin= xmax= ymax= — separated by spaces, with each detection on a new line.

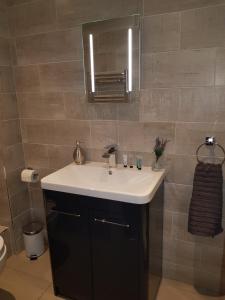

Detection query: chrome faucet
xmin=102 ymin=144 xmax=118 ymax=174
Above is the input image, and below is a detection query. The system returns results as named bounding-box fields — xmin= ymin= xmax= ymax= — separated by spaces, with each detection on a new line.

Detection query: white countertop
xmin=41 ymin=162 xmax=166 ymax=204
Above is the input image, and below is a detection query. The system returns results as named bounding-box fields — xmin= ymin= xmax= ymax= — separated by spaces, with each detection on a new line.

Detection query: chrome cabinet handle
xmin=94 ymin=218 xmax=130 ymax=228
xmin=51 ymin=209 xmax=81 ymax=218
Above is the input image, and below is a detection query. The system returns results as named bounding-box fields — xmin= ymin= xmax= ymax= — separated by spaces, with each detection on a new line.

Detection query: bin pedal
xmin=29 ymin=255 xmax=38 ymax=260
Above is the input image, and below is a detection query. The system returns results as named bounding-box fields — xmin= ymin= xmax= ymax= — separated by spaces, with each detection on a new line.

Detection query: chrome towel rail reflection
xmin=89 ymin=69 xmax=130 ymax=102
xmin=95 ymin=72 xmax=125 ymax=83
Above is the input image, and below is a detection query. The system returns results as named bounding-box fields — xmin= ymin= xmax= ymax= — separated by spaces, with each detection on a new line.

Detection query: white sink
xmin=41 ymin=162 xmax=166 ymax=204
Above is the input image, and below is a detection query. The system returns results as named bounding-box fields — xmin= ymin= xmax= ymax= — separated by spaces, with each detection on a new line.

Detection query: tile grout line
xmin=37 ymin=282 xmax=52 ymax=300
xmin=144 ymin=2 xmax=225 ymax=17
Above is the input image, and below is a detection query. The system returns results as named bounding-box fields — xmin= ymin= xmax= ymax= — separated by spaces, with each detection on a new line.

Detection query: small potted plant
xmin=153 ymin=137 xmax=169 ymax=171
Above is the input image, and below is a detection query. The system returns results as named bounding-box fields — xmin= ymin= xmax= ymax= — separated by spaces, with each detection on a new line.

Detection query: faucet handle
xmin=104 ymin=144 xmax=118 ymax=153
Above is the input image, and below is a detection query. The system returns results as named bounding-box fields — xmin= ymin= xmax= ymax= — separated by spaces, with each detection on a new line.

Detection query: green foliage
xmin=154 ymin=137 xmax=169 ymax=161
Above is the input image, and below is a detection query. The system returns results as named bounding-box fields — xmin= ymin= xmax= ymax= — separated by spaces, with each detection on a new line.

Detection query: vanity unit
xmin=41 ymin=162 xmax=165 ymax=300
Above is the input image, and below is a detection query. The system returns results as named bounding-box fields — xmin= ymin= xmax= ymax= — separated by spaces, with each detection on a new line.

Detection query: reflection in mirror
xmin=82 ymin=15 xmax=140 ymax=103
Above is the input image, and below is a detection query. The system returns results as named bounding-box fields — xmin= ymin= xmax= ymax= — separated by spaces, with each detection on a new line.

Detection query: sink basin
xmin=41 ymin=162 xmax=166 ymax=204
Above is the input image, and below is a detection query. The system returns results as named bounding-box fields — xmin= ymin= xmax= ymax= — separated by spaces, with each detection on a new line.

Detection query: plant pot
xmin=152 ymin=156 xmax=163 ymax=171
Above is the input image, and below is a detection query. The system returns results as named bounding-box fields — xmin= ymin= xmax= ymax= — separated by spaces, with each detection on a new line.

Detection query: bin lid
xmin=23 ymin=222 xmax=43 ymax=235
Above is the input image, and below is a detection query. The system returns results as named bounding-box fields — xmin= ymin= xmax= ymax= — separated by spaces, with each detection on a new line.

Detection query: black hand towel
xmin=188 ymin=162 xmax=223 ymax=237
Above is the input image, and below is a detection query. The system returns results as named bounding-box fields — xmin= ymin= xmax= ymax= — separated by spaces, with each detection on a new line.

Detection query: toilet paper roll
xmin=21 ymin=169 xmax=39 ymax=183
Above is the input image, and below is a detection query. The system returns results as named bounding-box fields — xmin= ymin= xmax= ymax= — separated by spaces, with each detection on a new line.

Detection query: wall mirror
xmin=82 ymin=15 xmax=140 ymax=103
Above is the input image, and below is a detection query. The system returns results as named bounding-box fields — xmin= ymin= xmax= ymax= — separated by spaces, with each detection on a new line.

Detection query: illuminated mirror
xmin=82 ymin=15 xmax=140 ymax=103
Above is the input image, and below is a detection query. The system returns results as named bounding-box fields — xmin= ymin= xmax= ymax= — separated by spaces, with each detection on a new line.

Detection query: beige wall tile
xmin=53 ymin=120 xmax=91 ymax=147
xmin=10 ymin=189 xmax=30 ymax=218
xmin=6 ymin=168 xmax=27 ymax=198
xmin=213 ymin=123 xmax=225 ymax=160
xmin=118 ymin=121 xmax=175 ymax=153
xmin=3 ymin=144 xmax=25 ymax=173
xmin=48 ymin=145 xmax=73 ymax=169
xmin=56 ymin=0 xmax=139 ymax=29
xmin=144 ymin=0 xmax=225 ymax=15
xmin=23 ymin=143 xmax=49 ymax=169
xmin=163 ymin=261 xmax=194 ymax=284
xmin=21 ymin=119 xmax=54 ymax=144
xmin=175 ymin=122 xmax=213 ymax=155
xmin=178 ymin=87 xmax=216 ymax=122
xmin=142 ymin=49 xmax=215 ymax=88
xmin=215 ymin=87 xmax=225 ymax=122
xmin=175 ymin=122 xmax=225 ymax=161
xmin=140 ymin=88 xmax=179 ymax=122
xmin=16 ymin=28 xmax=82 ymax=65
xmin=117 ymin=100 xmax=139 ymax=121
xmin=18 ymin=92 xmax=65 ymax=120
xmin=0 ymin=93 xmax=18 ymax=120
xmin=64 ymin=91 xmax=89 ymax=120
xmin=0 ymin=3 xmax=9 ymax=38
xmin=172 ymin=213 xmax=195 ymax=242
xmin=215 ymin=48 xmax=225 ymax=86
xmin=88 ymin=103 xmax=117 ymax=121
xmin=164 ymin=183 xmax=192 ymax=213
xmin=194 ymin=269 xmax=223 ymax=295
xmin=0 ymin=1 xmax=8 ymax=8
xmin=31 ymin=206 xmax=46 ymax=224
xmin=181 ymin=5 xmax=225 ymax=49
xmin=0 ymin=193 xmax=11 ymax=226
xmin=2 ymin=119 xmax=22 ymax=146
xmin=163 ymin=210 xmax=173 ymax=237
xmin=12 ymin=210 xmax=32 ymax=243
xmin=85 ymin=148 xmax=108 ymax=163
xmin=118 ymin=121 xmax=147 ymax=152
xmin=73 ymin=97 xmax=138 ymax=124
xmin=167 ymin=155 xmax=197 ymax=185
xmin=8 ymin=0 xmax=35 ymax=6
xmin=9 ymin=0 xmax=56 ymax=37
xmin=90 ymin=120 xmax=118 ymax=150
xmin=0 ymin=66 xmax=14 ymax=92
xmin=163 ymin=237 xmax=197 ymax=267
xmin=9 ymin=38 xmax=18 ymax=66
xmin=143 ymin=13 xmax=180 ymax=53
xmin=0 ymin=38 xmax=11 ymax=66
xmin=39 ymin=61 xmax=84 ymax=92
xmin=197 ymin=244 xmax=224 ymax=271
xmin=14 ymin=235 xmax=25 ymax=253
xmin=14 ymin=65 xmax=40 ymax=92
xmin=29 ymin=188 xmax=45 ymax=218
xmin=0 ymin=0 xmax=30 ymax=255
xmin=193 ymin=229 xmax=225 ymax=249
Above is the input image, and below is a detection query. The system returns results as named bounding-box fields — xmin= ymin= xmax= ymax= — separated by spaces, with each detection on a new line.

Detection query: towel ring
xmin=196 ymin=142 xmax=225 ymax=165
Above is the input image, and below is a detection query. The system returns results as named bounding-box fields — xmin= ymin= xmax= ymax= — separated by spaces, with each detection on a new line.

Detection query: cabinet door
xmin=91 ymin=212 xmax=139 ymax=300
xmin=47 ymin=208 xmax=92 ymax=300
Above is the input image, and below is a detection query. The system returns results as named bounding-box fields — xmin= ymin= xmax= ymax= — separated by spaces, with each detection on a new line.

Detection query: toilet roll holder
xmin=21 ymin=167 xmax=39 ymax=183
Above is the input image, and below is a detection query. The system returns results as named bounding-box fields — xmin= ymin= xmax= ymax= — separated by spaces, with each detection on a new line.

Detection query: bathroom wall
xmin=8 ymin=0 xmax=225 ymax=289
xmin=0 ymin=0 xmax=30 ymax=253
xmin=0 ymin=0 xmax=12 ymax=234
xmin=142 ymin=0 xmax=225 ymax=293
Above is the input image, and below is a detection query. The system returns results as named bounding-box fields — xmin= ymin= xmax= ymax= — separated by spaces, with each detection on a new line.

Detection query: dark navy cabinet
xmin=45 ymin=194 xmax=92 ymax=300
xmin=44 ymin=182 xmax=164 ymax=300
